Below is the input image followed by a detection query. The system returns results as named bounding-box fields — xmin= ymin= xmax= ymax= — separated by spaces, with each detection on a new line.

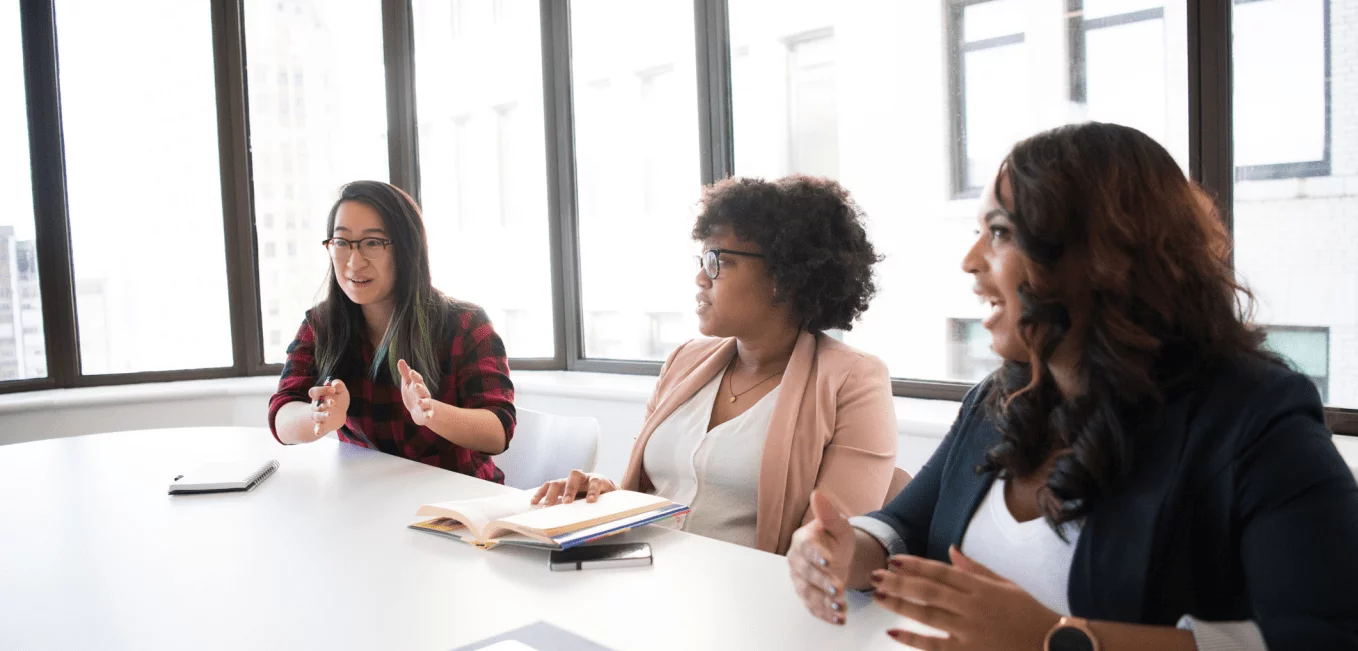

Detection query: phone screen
xmin=549 ymin=543 xmax=652 ymax=571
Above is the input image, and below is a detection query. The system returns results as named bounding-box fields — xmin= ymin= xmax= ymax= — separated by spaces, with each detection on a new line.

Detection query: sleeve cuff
xmin=849 ymin=514 xmax=909 ymax=558
xmin=1176 ymin=615 xmax=1269 ymax=651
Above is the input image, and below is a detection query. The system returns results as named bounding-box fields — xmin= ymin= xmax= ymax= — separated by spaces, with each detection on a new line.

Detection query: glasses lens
xmin=359 ymin=239 xmax=381 ymax=260
xmin=703 ymin=250 xmax=719 ymax=278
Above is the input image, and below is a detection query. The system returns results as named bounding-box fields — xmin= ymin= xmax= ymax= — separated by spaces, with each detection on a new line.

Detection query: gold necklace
xmin=726 ymin=364 xmax=786 ymax=403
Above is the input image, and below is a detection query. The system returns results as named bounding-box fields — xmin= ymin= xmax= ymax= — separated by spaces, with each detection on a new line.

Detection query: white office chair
xmin=496 ymin=408 xmax=601 ymax=490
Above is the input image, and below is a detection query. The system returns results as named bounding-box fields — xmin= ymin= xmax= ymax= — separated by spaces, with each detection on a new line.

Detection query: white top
xmin=0 ymin=427 xmax=930 ymax=650
xmin=956 ymin=479 xmax=1269 ymax=651
xmin=959 ymin=478 xmax=1080 ymax=615
xmin=642 ymin=373 xmax=780 ymax=549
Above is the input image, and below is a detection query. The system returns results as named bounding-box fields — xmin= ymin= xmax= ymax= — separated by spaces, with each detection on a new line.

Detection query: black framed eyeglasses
xmin=695 ymin=248 xmax=765 ymax=280
xmin=322 ymin=237 xmax=392 ymax=261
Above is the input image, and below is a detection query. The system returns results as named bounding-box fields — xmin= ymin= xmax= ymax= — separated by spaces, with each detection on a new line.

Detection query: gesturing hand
xmin=307 ymin=379 xmax=349 ymax=438
xmin=787 ymin=491 xmax=855 ymax=625
xmin=872 ymin=546 xmax=1060 ymax=650
xmin=397 ymin=359 xmax=435 ymax=427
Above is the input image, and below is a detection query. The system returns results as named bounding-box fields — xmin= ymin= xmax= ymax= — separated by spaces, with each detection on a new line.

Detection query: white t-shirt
xmin=947 ymin=478 xmax=1267 ymax=650
xmin=959 ymin=477 xmax=1081 ymax=615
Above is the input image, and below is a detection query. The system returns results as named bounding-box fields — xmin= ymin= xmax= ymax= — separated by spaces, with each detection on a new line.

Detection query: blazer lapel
xmin=754 ymin=331 xmax=817 ymax=553
xmin=934 ymin=416 xmax=999 ymax=560
xmin=619 ymin=338 xmax=737 ymax=490
xmin=1067 ymin=403 xmax=1186 ymax=621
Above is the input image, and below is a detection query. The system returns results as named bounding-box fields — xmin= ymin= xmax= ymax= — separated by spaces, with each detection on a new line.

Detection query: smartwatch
xmin=1044 ymin=616 xmax=1101 ymax=651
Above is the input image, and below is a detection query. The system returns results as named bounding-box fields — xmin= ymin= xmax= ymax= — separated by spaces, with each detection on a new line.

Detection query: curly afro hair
xmin=692 ymin=175 xmax=881 ymax=333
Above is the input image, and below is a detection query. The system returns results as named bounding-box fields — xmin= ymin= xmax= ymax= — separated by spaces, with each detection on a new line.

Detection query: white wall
xmin=0 ymin=378 xmax=273 ymax=447
xmin=2 ymin=373 xmax=1354 ymax=480
xmin=0 ymin=373 xmax=954 ymax=479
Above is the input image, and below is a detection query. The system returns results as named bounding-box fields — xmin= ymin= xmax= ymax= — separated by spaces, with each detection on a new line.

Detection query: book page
xmin=416 ymin=490 xmax=538 ymax=538
xmin=409 ymin=519 xmax=560 ymax=550
xmin=494 ymin=491 xmax=672 ymax=537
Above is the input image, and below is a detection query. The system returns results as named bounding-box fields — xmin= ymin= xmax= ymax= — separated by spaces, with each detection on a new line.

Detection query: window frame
xmin=1067 ymin=2 xmax=1167 ymax=106
xmin=1065 ymin=0 xmax=1331 ymax=184
xmin=1230 ymin=0 xmax=1332 ymax=180
xmin=947 ymin=0 xmax=1028 ymax=199
xmin=1261 ymin=325 xmax=1331 ymax=402
xmin=9 ymin=0 xmax=1356 ymax=436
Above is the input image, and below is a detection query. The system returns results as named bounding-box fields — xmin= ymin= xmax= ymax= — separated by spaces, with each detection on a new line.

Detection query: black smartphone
xmin=549 ymin=543 xmax=652 ymax=571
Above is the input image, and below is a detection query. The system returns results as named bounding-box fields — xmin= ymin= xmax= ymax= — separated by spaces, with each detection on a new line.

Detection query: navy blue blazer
xmin=867 ymin=357 xmax=1358 ymax=649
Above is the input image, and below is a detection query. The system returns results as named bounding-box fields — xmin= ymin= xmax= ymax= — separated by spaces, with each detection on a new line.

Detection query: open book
xmin=410 ymin=489 xmax=689 ymax=550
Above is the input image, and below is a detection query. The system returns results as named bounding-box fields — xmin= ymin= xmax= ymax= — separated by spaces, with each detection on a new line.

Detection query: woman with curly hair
xmin=532 ymin=175 xmax=898 ymax=555
xmin=789 ymin=123 xmax=1358 ymax=649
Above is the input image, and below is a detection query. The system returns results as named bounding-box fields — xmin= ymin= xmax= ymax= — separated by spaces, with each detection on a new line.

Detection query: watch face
xmin=1048 ymin=627 xmax=1095 ymax=651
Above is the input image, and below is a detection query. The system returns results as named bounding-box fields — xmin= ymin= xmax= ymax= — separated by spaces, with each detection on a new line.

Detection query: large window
xmin=1073 ymin=1 xmax=1183 ymax=162
xmin=730 ymin=0 xmax=1188 ymax=385
xmin=6 ymin=0 xmax=1356 ymax=429
xmin=1262 ymin=326 xmax=1331 ymax=402
xmin=948 ymin=318 xmax=1001 ymax=383
xmin=55 ymin=0 xmax=232 ymax=374
xmin=413 ymin=0 xmax=555 ymax=359
xmin=1232 ymin=0 xmax=1330 ymax=178
xmin=0 ymin=2 xmax=44 ymax=382
xmin=955 ymin=0 xmax=1030 ymax=195
xmin=1233 ymin=0 xmax=1355 ymax=408
xmin=571 ymin=0 xmax=703 ymax=361
xmin=244 ymin=0 xmax=390 ymax=364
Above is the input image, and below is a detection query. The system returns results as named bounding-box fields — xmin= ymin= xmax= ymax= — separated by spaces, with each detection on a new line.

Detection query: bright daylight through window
xmin=244 ymin=0 xmax=390 ymax=365
xmin=0 ymin=1 xmax=45 ymax=382
xmin=56 ymin=0 xmax=233 ymax=374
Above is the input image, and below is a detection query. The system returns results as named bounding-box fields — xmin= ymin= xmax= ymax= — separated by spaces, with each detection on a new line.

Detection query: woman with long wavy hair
xmin=787 ymin=123 xmax=1358 ymax=650
xmin=268 ymin=181 xmax=516 ymax=482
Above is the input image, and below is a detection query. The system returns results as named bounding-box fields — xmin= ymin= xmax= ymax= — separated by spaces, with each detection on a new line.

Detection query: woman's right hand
xmin=307 ymin=379 xmax=350 ymax=439
xmin=788 ymin=491 xmax=855 ymax=625
xmin=531 ymin=469 xmax=618 ymax=505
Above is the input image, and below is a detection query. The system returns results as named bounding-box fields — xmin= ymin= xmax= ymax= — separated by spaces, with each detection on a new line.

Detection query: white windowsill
xmin=512 ymin=370 xmax=961 ymax=439
xmin=1 ymin=372 xmax=1354 ymax=475
xmin=0 ymin=376 xmax=280 ymax=415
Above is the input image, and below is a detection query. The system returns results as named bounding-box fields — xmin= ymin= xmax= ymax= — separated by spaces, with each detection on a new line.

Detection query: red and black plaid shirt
xmin=268 ymin=304 xmax=516 ymax=483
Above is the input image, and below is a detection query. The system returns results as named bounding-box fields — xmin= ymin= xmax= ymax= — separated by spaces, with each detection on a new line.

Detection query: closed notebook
xmin=409 ymin=489 xmax=688 ymax=550
xmin=168 ymin=460 xmax=279 ymax=494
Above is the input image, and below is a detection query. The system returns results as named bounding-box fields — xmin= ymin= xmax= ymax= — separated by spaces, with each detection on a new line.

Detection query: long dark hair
xmin=980 ymin=123 xmax=1276 ymax=528
xmin=309 ymin=180 xmax=452 ymax=393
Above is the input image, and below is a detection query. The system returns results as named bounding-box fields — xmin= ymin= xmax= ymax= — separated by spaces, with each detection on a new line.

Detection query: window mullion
xmin=19 ymin=0 xmax=78 ymax=387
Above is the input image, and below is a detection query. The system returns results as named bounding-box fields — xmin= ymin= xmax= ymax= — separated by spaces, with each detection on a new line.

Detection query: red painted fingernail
xmin=869 ymin=573 xmax=882 ymax=584
xmin=873 ymin=590 xmax=887 ymax=599
xmin=833 ymin=615 xmax=844 ymax=625
xmin=887 ymin=630 xmax=902 ymax=639
xmin=888 ymin=557 xmax=905 ymax=569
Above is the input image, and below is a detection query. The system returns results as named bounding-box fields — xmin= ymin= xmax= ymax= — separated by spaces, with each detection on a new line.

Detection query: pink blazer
xmin=620 ymin=331 xmax=898 ymax=555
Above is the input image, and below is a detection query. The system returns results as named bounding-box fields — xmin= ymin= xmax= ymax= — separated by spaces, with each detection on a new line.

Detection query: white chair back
xmin=496 ymin=408 xmax=601 ymax=490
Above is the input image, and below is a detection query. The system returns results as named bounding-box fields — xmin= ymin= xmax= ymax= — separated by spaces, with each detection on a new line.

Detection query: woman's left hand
xmin=398 ymin=359 xmax=436 ymax=427
xmin=871 ymin=546 xmax=1060 ymax=650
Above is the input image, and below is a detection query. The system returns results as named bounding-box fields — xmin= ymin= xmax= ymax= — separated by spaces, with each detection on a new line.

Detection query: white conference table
xmin=0 ymin=427 xmax=924 ymax=650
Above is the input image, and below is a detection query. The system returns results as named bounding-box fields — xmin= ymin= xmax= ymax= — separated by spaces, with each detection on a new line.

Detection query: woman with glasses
xmin=532 ymin=175 xmax=898 ymax=555
xmin=267 ymin=180 xmax=516 ymax=482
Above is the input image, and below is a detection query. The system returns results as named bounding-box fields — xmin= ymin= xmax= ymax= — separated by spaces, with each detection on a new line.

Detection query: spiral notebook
xmin=168 ymin=460 xmax=279 ymax=494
